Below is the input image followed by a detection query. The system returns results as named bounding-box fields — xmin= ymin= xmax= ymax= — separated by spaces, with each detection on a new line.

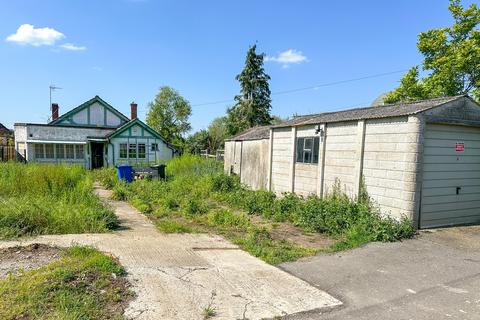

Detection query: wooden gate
xmin=0 ymin=146 xmax=25 ymax=162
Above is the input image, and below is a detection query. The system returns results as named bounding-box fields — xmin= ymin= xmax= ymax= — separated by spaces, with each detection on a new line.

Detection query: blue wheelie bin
xmin=117 ymin=164 xmax=133 ymax=183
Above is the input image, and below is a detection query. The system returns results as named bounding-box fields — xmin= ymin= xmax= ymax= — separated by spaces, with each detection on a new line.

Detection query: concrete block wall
xmin=224 ymin=115 xmax=426 ymax=221
xmin=323 ymin=121 xmax=358 ymax=197
xmin=263 ymin=116 xmax=424 ymax=221
xmin=362 ymin=116 xmax=421 ymax=220
xmin=271 ymin=127 xmax=293 ymax=193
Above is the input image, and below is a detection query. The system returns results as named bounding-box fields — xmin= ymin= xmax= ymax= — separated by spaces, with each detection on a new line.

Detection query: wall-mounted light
xmin=315 ymin=124 xmax=324 ymax=137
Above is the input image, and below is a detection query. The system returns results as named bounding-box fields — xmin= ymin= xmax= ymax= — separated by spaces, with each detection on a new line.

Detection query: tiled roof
xmin=225 ymin=125 xmax=271 ymax=141
xmin=225 ymin=95 xmax=470 ymax=141
xmin=0 ymin=123 xmax=12 ymax=134
xmin=274 ymin=95 xmax=466 ymax=128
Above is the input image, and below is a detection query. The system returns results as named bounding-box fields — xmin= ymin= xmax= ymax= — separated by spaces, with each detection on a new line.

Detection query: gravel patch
xmin=0 ymin=243 xmax=60 ymax=278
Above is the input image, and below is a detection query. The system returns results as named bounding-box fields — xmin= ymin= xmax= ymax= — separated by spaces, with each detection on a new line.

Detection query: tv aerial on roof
xmin=49 ymin=84 xmax=62 ymax=111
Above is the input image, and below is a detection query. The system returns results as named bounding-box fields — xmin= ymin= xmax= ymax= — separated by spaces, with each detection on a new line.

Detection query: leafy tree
xmin=271 ymin=115 xmax=286 ymax=125
xmin=384 ymin=67 xmax=431 ymax=103
xmin=146 ymin=86 xmax=192 ymax=147
xmin=185 ymin=117 xmax=229 ymax=154
xmin=385 ymin=0 xmax=480 ymax=103
xmin=227 ymin=44 xmax=272 ymax=135
xmin=185 ymin=130 xmax=209 ymax=154
xmin=207 ymin=116 xmax=229 ymax=151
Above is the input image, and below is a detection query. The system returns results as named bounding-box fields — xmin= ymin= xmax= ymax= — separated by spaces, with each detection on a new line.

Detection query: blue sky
xmin=0 ymin=0 xmax=474 ymax=132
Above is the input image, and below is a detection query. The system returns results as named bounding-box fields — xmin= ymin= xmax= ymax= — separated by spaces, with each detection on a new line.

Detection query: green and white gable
xmin=50 ymin=96 xmax=129 ymax=128
xmin=107 ymin=119 xmax=175 ymax=165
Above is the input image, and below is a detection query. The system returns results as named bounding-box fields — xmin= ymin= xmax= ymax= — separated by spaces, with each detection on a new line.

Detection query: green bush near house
xmin=98 ymin=154 xmax=415 ymax=263
xmin=0 ymin=163 xmax=118 ymax=239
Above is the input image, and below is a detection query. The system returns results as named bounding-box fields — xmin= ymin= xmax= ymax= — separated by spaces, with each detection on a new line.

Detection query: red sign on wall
xmin=455 ymin=142 xmax=465 ymax=152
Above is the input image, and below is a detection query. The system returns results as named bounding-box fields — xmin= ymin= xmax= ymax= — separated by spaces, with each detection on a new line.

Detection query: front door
xmin=91 ymin=143 xmax=104 ymax=169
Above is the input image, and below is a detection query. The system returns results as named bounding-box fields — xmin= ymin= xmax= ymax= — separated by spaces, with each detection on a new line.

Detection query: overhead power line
xmin=190 ymin=69 xmax=408 ymax=107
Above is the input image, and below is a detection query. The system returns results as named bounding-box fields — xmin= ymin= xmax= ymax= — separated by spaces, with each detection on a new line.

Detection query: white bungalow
xmin=14 ymin=96 xmax=176 ymax=169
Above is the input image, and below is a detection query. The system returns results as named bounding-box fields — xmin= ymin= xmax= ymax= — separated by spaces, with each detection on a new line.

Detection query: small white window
xmin=151 ymin=143 xmax=159 ymax=151
xmin=296 ymin=137 xmax=320 ymax=164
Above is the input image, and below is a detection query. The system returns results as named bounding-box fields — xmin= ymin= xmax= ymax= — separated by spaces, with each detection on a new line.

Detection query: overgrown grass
xmin=0 ymin=245 xmax=132 ymax=320
xmin=98 ymin=154 xmax=415 ymax=264
xmin=156 ymin=220 xmax=193 ymax=233
xmin=0 ymin=163 xmax=118 ymax=239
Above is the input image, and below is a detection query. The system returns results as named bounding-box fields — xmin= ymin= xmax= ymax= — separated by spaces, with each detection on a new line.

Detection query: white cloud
xmin=60 ymin=43 xmax=86 ymax=51
xmin=265 ymin=49 xmax=308 ymax=68
xmin=6 ymin=24 xmax=65 ymax=46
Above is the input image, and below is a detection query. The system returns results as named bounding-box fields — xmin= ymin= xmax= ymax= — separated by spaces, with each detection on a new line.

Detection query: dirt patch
xmin=249 ymin=215 xmax=335 ymax=249
xmin=0 ymin=243 xmax=60 ymax=278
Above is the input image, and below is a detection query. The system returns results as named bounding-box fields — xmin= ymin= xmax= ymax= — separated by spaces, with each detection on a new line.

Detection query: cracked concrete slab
xmin=0 ymin=186 xmax=341 ymax=320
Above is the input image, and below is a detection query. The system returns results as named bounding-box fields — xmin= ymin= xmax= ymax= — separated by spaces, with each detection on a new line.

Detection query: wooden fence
xmin=0 ymin=146 xmax=26 ymax=162
xmin=200 ymin=149 xmax=224 ymax=161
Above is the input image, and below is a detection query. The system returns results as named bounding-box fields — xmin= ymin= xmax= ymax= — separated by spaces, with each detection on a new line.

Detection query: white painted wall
xmin=25 ymin=125 xmax=114 ymax=142
xmin=72 ymin=108 xmax=88 ymax=124
xmin=56 ymin=101 xmax=127 ymax=127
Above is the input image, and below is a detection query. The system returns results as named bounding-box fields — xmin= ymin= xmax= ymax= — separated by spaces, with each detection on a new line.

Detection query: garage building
xmin=224 ymin=95 xmax=480 ymax=229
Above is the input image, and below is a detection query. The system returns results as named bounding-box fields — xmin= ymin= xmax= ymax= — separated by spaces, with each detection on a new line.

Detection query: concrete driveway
xmin=280 ymin=226 xmax=480 ymax=320
xmin=0 ymin=186 xmax=340 ymax=320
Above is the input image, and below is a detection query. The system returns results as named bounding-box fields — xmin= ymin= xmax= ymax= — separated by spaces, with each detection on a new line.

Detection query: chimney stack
xmin=51 ymin=103 xmax=59 ymax=121
xmin=130 ymin=102 xmax=138 ymax=120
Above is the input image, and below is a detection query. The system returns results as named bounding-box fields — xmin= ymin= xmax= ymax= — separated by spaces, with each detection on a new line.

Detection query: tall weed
xmin=0 ymin=163 xmax=117 ymax=239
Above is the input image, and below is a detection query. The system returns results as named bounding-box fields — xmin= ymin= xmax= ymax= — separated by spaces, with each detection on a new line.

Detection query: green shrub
xmin=243 ymin=190 xmax=276 ymax=215
xmin=183 ymin=198 xmax=208 ymax=216
xmin=211 ymin=174 xmax=240 ymax=192
xmin=295 ymin=196 xmax=326 ymax=232
xmin=207 ymin=210 xmax=251 ymax=231
xmin=160 ymin=196 xmax=177 ymax=210
xmin=267 ymin=193 xmax=303 ymax=222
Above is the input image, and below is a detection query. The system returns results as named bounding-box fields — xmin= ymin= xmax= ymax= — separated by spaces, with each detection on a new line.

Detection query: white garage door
xmin=420 ymin=124 xmax=480 ymax=228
